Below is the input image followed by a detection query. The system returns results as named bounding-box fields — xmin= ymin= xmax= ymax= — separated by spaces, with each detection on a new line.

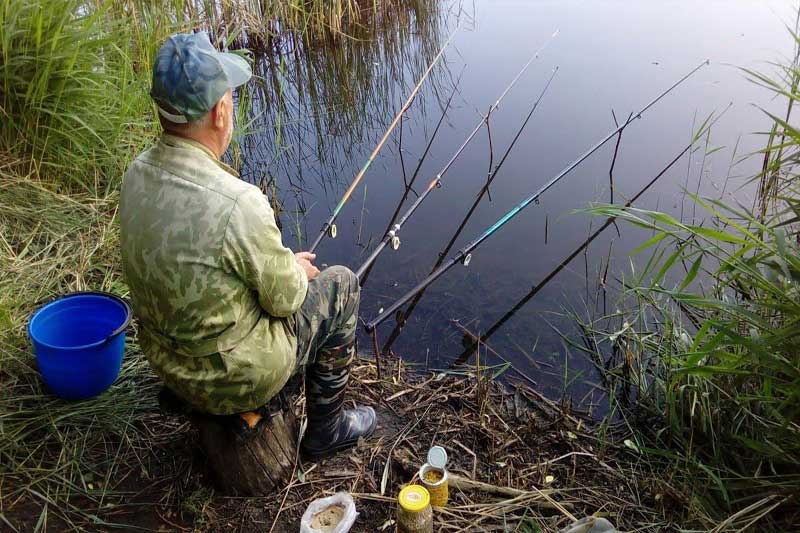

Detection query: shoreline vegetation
xmin=576 ymin=30 xmax=800 ymax=528
xmin=1 ymin=0 xmax=797 ymax=530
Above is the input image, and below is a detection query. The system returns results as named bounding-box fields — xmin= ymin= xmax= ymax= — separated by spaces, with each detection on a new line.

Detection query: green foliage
xmin=0 ymin=0 xmax=439 ymax=190
xmin=0 ymin=0 xmax=156 ymax=187
xmin=590 ymin=196 xmax=800 ymax=470
xmin=582 ymin=30 xmax=800 ymax=529
xmin=0 ymin=169 xmax=177 ymax=529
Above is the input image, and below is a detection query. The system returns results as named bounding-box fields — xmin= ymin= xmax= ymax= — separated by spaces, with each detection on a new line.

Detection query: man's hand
xmin=295 ymin=251 xmax=320 ymax=281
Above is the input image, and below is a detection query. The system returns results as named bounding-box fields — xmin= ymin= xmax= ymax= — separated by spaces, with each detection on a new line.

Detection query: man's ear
xmin=212 ymin=97 xmax=227 ymax=130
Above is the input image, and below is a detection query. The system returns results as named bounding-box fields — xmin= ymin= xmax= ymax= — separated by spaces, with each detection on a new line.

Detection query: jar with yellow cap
xmin=396 ymin=485 xmax=433 ymax=533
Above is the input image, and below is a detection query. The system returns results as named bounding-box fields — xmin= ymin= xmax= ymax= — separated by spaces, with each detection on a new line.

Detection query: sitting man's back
xmin=120 ymin=32 xmax=376 ymax=459
xmin=121 ymin=132 xmax=306 ymax=415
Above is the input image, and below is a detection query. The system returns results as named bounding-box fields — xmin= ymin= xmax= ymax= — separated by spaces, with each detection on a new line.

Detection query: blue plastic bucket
xmin=28 ymin=291 xmax=131 ymax=400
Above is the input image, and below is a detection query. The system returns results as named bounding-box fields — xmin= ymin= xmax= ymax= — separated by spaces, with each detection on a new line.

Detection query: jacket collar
xmin=160 ymin=133 xmax=239 ymax=177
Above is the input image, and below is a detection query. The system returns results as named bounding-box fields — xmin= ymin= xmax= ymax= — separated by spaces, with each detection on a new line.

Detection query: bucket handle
xmin=103 ymin=296 xmax=133 ymax=345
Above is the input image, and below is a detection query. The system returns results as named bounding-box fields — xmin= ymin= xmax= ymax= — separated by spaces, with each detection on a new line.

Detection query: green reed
xmin=237 ymin=0 xmax=445 ymax=189
xmin=0 ymin=0 xmax=149 ymax=188
xmin=579 ymin=29 xmax=800 ymax=531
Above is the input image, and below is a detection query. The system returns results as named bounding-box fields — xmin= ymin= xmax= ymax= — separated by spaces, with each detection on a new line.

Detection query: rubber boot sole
xmin=301 ymin=413 xmax=378 ymax=461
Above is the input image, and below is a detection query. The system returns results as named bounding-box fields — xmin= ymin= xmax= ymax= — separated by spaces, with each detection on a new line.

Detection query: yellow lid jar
xmin=396 ymin=485 xmax=433 ymax=533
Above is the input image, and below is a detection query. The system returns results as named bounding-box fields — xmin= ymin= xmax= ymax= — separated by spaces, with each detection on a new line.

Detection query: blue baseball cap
xmin=150 ymin=32 xmax=252 ymax=124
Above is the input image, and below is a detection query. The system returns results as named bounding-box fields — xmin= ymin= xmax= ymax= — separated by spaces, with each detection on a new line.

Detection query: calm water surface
xmin=238 ymin=0 xmax=793 ymax=408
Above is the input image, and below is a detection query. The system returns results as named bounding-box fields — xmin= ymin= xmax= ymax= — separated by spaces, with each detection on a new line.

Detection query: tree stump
xmin=192 ymin=397 xmax=299 ymax=496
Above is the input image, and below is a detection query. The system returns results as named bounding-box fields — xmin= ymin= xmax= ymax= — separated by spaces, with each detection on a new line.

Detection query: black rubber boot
xmin=301 ymin=341 xmax=377 ymax=460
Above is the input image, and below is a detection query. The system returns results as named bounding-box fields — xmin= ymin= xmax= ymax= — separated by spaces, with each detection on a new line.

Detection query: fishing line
xmin=365 ymin=59 xmax=711 ymax=333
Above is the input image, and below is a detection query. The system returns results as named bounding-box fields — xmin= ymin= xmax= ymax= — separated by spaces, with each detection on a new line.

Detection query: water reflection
xmin=236 ymin=1 xmax=450 ymax=242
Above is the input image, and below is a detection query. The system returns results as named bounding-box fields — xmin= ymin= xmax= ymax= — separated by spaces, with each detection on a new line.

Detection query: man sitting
xmin=119 ymin=32 xmax=376 ymax=459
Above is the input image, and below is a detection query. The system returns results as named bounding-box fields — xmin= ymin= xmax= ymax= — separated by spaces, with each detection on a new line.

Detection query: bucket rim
xmin=28 ymin=291 xmax=132 ymax=351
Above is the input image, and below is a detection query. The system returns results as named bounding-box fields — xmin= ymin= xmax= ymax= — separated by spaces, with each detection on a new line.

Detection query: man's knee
xmin=304 ymin=266 xmax=359 ymax=349
xmin=322 ymin=265 xmax=360 ymax=302
xmin=325 ymin=266 xmax=359 ymax=332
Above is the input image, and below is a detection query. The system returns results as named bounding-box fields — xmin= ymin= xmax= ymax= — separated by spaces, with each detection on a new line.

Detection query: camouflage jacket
xmin=120 ymin=134 xmax=307 ymax=414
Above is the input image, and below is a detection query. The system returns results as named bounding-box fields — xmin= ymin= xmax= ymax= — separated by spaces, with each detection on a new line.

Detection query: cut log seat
xmin=159 ymin=386 xmax=299 ymax=496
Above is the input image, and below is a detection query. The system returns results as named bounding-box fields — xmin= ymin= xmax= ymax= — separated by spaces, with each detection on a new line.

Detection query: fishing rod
xmin=365 ymin=59 xmax=710 ymax=332
xmin=307 ymin=28 xmax=458 ymax=253
xmin=453 ymin=138 xmax=703 ymax=365
xmin=450 ymin=107 xmax=728 ymax=364
xmin=358 ymin=69 xmax=464 ymax=286
xmin=379 ymin=67 xmax=560 ymax=353
xmin=353 ymin=32 xmax=560 ymax=280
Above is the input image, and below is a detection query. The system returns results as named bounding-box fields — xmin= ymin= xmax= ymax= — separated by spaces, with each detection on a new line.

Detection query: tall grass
xmin=0 ymin=0 xmax=439 ymax=189
xmin=0 ymin=163 xmax=178 ymax=529
xmin=119 ymin=0 xmax=435 ymax=53
xmin=580 ymin=29 xmax=800 ymax=531
xmin=0 ymin=0 xmax=158 ymax=188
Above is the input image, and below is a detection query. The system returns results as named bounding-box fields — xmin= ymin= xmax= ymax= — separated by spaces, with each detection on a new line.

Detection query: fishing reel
xmin=327 ymin=223 xmax=337 ymax=239
xmin=462 ymin=253 xmax=472 ymax=267
xmin=389 ymin=224 xmax=401 ymax=251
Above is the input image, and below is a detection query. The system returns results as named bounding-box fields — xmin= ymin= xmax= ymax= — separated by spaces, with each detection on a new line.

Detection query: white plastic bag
xmin=558 ymin=516 xmax=617 ymax=533
xmin=299 ymin=492 xmax=358 ymax=533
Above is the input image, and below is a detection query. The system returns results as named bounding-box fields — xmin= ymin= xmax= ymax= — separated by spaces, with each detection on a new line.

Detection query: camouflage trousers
xmin=292 ymin=266 xmax=360 ymax=420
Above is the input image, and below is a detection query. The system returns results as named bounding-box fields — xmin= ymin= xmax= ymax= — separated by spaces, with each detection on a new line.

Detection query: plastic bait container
xmin=418 ymin=445 xmax=448 ymax=507
xmin=396 ymin=485 xmax=432 ymax=533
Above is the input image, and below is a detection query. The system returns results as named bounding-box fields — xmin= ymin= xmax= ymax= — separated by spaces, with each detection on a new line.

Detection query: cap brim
xmin=218 ymin=52 xmax=252 ymax=89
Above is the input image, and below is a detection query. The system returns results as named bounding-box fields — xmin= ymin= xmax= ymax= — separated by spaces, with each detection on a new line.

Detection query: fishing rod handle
xmin=307 ymin=225 xmax=327 ymax=254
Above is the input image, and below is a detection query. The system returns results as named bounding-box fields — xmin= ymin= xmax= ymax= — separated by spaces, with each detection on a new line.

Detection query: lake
xmin=236 ymin=0 xmax=793 ymax=408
